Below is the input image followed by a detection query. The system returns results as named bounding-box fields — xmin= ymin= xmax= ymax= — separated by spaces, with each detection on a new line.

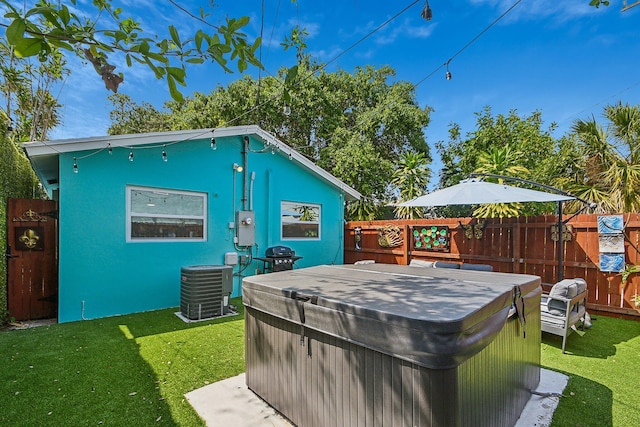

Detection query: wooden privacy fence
xmin=344 ymin=214 xmax=640 ymax=320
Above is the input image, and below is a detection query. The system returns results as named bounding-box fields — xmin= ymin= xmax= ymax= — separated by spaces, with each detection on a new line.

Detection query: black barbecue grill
xmin=255 ymin=246 xmax=302 ymax=272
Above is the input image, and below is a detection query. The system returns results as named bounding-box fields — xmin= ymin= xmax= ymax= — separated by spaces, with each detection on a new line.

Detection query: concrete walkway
xmin=186 ymin=369 xmax=568 ymax=427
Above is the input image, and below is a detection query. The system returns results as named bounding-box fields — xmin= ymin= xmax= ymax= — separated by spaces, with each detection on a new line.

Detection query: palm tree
xmin=347 ymin=198 xmax=378 ymax=221
xmin=473 ymin=145 xmax=530 ymax=218
xmin=392 ymin=152 xmax=430 ymax=219
xmin=570 ymin=102 xmax=640 ymax=213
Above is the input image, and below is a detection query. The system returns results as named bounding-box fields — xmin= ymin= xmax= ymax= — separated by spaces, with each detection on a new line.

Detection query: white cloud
xmin=354 ymin=49 xmax=376 ymax=60
xmin=310 ymin=46 xmax=344 ymax=62
xmin=469 ymin=0 xmax=597 ymax=23
xmin=374 ymin=18 xmax=436 ymax=45
xmin=303 ymin=22 xmax=321 ymax=39
xmin=406 ymin=23 xmax=437 ymax=39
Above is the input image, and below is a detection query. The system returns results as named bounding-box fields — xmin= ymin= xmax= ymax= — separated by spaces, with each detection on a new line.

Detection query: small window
xmin=281 ymin=201 xmax=321 ymax=240
xmin=127 ymin=186 xmax=207 ymax=242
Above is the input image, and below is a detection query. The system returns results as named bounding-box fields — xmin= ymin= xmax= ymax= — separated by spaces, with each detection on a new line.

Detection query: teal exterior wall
xmin=57 ymin=134 xmax=347 ymax=322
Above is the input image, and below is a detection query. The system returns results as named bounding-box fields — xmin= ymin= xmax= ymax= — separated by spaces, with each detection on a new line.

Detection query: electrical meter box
xmin=236 ymin=210 xmax=255 ymax=246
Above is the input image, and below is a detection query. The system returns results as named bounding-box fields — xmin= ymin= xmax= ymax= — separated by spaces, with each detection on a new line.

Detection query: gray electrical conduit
xmin=249 ymin=171 xmax=255 ymax=211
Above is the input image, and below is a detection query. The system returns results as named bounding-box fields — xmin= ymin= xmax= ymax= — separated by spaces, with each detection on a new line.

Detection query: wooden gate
xmin=6 ymin=198 xmax=58 ymax=321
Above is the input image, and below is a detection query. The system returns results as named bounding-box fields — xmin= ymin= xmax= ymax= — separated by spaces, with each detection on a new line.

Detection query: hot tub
xmin=243 ymin=263 xmax=541 ymax=427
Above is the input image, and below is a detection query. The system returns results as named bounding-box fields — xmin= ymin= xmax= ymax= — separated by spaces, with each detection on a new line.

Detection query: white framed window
xmin=126 ymin=186 xmax=207 ymax=242
xmin=281 ymin=201 xmax=321 ymax=240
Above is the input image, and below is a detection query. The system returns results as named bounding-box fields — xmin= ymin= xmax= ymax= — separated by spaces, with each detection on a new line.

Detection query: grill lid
xmin=265 ymin=245 xmax=294 ymax=257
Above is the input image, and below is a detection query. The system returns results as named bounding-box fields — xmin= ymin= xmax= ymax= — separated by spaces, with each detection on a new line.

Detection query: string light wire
xmin=38 ymin=1 xmax=422 ymax=171
xmin=221 ymin=0 xmax=422 ymax=128
xmin=561 ymin=79 xmax=640 ymax=126
xmin=167 ymin=0 xmax=219 ymax=30
xmin=316 ymin=0 xmax=525 ymax=155
xmin=41 ymin=0 xmax=524 ymax=173
xmin=414 ymin=0 xmax=523 ymax=89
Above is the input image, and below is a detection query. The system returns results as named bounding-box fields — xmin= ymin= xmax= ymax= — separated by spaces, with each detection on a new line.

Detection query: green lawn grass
xmin=0 ymin=300 xmax=246 ymax=426
xmin=1 ymin=300 xmax=639 ymax=426
xmin=541 ymin=314 xmax=640 ymax=427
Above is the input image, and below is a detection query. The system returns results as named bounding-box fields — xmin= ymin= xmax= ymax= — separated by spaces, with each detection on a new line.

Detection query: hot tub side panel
xmin=244 ymin=291 xmax=541 ymax=427
xmin=457 ymin=296 xmax=541 ymax=426
xmin=245 ymin=306 xmax=458 ymax=427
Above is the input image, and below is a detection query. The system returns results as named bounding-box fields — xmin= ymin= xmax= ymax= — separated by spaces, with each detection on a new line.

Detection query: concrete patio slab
xmin=185 ymin=373 xmax=292 ymax=427
xmin=516 ymin=368 xmax=569 ymax=427
xmin=187 ymin=368 xmax=568 ymax=427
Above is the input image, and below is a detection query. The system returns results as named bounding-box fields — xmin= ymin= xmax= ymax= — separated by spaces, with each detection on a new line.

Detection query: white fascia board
xmin=23 ymin=129 xmax=213 ymax=156
xmin=23 ymin=125 xmax=362 ymax=201
xmin=252 ymin=127 xmax=362 ymax=201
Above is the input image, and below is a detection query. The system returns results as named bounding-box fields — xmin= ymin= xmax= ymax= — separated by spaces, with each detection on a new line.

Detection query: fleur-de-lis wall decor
xmin=19 ymin=229 xmax=40 ymax=249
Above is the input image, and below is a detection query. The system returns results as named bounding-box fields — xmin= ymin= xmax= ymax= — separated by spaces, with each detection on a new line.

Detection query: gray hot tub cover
xmin=243 ymin=264 xmax=541 ymax=369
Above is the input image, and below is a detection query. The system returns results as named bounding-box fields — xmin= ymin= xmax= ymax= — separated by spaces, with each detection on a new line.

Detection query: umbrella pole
xmin=557 ymin=201 xmax=564 ymax=281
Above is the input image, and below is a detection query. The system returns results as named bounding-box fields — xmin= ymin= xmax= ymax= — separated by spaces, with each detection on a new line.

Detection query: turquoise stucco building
xmin=23 ymin=125 xmax=361 ymax=322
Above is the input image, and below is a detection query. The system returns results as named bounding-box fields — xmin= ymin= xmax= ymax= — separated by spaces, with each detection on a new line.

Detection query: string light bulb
xmin=108 ymin=143 xmax=112 ymax=155
xmin=210 ymin=137 xmax=217 ymax=150
xmin=73 ymin=157 xmax=78 ymax=173
xmin=129 ymin=150 xmax=134 ymax=162
xmin=283 ymin=102 xmax=291 ymax=116
xmin=421 ymin=1 xmax=432 ymax=21
xmin=233 ymin=163 xmax=243 ymax=173
xmin=288 ymin=152 xmax=293 ymax=160
xmin=445 ymin=60 xmax=452 ymax=80
xmin=162 ymin=145 xmax=168 ymax=162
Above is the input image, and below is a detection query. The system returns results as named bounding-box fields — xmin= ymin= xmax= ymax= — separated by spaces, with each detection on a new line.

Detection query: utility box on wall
xmin=236 ymin=210 xmax=255 ymax=247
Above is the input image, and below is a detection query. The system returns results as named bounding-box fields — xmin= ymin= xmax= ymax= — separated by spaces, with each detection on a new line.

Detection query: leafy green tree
xmin=436 ymin=106 xmax=568 ymax=217
xmin=0 ymin=0 xmax=262 ymax=101
xmin=392 ymin=152 xmax=430 ymax=219
xmin=437 ymin=107 xmax=559 ymax=186
xmin=1 ymin=40 xmax=64 ymax=141
xmin=330 ymin=131 xmax=394 ymax=220
xmin=108 ymin=94 xmax=171 ymax=135
xmin=108 ymin=60 xmax=432 ymax=219
xmin=567 ymin=102 xmax=640 ymax=213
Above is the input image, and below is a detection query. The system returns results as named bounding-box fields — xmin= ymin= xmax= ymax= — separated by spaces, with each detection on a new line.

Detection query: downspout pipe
xmin=242 ymin=136 xmax=249 ymax=211
xmin=250 ymin=172 xmax=256 ymax=211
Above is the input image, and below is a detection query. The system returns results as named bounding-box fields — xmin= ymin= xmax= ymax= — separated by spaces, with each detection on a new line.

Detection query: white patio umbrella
xmin=397 ymin=179 xmax=576 ymax=281
xmin=397 ymin=179 xmax=574 ymax=207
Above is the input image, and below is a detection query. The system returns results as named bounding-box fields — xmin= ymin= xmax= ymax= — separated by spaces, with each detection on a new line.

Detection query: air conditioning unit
xmin=180 ymin=265 xmax=233 ymax=320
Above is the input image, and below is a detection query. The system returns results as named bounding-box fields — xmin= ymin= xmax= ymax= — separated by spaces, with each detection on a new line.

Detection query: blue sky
xmin=42 ymin=0 xmax=640 ymax=183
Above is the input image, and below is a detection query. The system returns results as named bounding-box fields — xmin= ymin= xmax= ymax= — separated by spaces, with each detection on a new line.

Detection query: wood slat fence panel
xmin=345 ymin=214 xmax=640 ymax=320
